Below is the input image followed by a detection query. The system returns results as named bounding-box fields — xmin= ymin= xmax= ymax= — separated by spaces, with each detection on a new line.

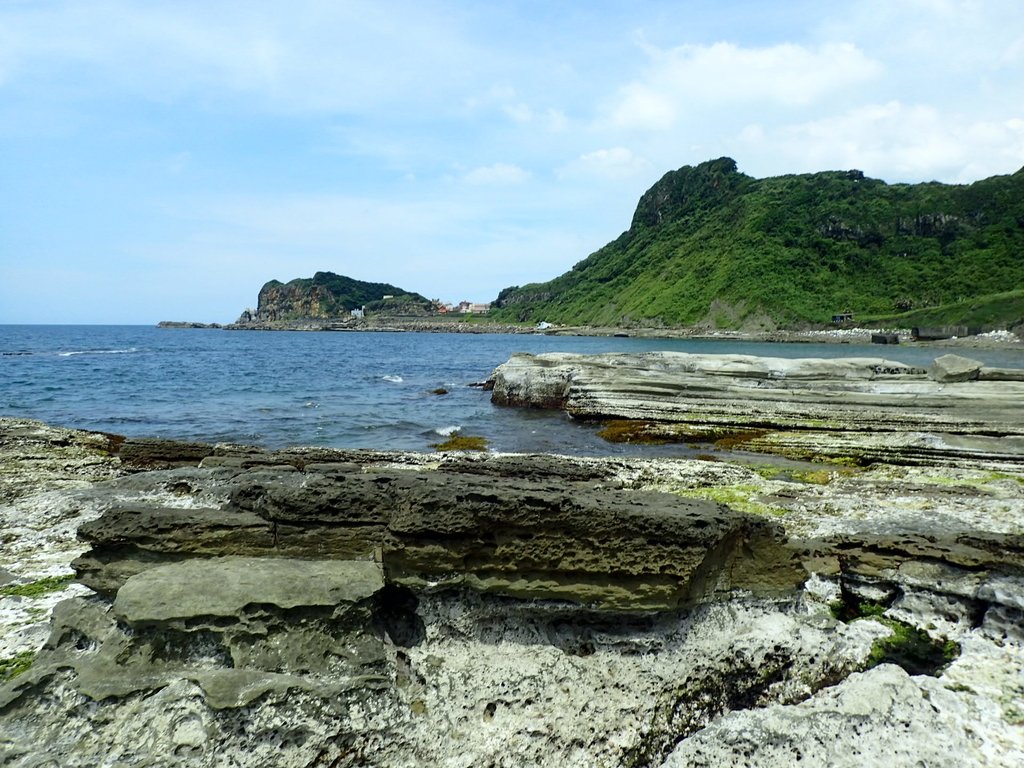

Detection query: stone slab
xmin=113 ymin=556 xmax=383 ymax=623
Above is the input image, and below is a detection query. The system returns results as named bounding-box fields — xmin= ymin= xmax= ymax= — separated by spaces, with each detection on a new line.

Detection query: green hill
xmin=246 ymin=271 xmax=432 ymax=323
xmin=491 ymin=158 xmax=1024 ymax=329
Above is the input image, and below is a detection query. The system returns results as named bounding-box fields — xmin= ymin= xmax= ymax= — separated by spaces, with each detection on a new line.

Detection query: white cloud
xmin=462 ymin=163 xmax=531 ymax=185
xmin=147 ymin=187 xmax=608 ymax=306
xmin=502 ymin=102 xmax=534 ymax=123
xmin=812 ymin=1 xmax=1024 ymax=118
xmin=740 ymin=101 xmax=1024 ymax=182
xmin=821 ymin=0 xmax=1024 ymax=67
xmin=198 ymin=194 xmax=458 ymax=245
xmin=610 ymin=88 xmax=677 ymax=132
xmin=166 ymin=151 xmax=191 ymax=175
xmin=467 ymin=84 xmax=570 ymax=133
xmin=5 ymin=0 xmax=1024 ymax=324
xmin=608 ymin=41 xmax=882 ymax=130
xmin=501 ymin=103 xmax=569 ymax=132
xmin=558 ymin=147 xmax=651 ymax=180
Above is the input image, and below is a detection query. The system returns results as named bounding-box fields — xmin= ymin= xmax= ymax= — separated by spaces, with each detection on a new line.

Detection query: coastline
xmin=4 ymin=337 xmax=1024 ymax=763
xmin=160 ymin=317 xmax=1024 ymax=349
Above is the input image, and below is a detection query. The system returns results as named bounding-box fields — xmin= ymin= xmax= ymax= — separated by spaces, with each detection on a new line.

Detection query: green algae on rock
xmin=431 ymin=433 xmax=489 ymax=452
xmin=0 ymin=650 xmax=35 ymax=682
xmin=0 ymin=575 xmax=74 ymax=599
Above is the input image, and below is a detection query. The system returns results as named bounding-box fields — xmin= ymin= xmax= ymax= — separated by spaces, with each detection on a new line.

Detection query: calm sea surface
xmin=3 ymin=326 xmax=1023 ymax=456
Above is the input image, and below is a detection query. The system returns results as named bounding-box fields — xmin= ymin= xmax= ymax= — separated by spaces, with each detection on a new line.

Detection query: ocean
xmin=3 ymin=325 xmax=1023 ymax=457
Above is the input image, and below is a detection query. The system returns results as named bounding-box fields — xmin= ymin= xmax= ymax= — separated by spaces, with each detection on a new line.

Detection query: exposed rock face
xmin=72 ymin=463 xmax=800 ymax=610
xmin=664 ymin=663 xmax=1011 ymax=767
xmin=3 ymin=419 xmax=1024 ymax=766
xmin=235 ymin=271 xmax=433 ymax=325
xmin=116 ymin=437 xmax=217 ymax=469
xmin=488 ymin=351 xmax=1024 ymax=469
xmin=254 ymin=279 xmax=336 ymax=321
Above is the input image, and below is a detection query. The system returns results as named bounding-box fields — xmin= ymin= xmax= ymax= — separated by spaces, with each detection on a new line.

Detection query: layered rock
xmin=3 ymin=420 xmax=1024 ymax=766
xmin=487 ymin=351 xmax=1024 ymax=469
xmin=72 ymin=462 xmax=800 ymax=610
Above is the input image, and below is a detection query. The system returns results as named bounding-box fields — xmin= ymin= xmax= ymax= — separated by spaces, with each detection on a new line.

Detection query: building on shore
xmin=456 ymin=301 xmax=491 ymax=314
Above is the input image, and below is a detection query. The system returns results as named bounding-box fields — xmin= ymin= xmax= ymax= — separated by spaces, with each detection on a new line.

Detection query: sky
xmin=1 ymin=0 xmax=1023 ymax=324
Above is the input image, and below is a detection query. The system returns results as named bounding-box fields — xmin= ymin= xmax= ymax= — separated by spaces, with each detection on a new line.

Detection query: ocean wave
xmin=381 ymin=374 xmax=403 ymax=383
xmin=433 ymin=425 xmax=462 ymax=436
xmin=57 ymin=347 xmax=139 ymax=358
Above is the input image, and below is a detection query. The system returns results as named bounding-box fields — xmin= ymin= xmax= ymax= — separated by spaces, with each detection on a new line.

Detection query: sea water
xmin=3 ymin=325 xmax=1023 ymax=456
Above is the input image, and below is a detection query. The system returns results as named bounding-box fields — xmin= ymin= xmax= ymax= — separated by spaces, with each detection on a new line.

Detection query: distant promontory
xmin=233 ymin=271 xmax=433 ymax=327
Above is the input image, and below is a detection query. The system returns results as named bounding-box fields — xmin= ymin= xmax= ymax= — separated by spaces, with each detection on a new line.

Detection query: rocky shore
xmin=487 ymin=351 xmax=1024 ymax=470
xmin=2 ymin=345 xmax=1024 ymax=766
xmin=166 ymin=314 xmax=1024 ymax=351
xmin=220 ymin=316 xmax=537 ymax=334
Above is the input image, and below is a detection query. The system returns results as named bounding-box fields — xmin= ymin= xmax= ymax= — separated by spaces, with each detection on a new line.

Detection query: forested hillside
xmin=492 ymin=158 xmax=1024 ymax=329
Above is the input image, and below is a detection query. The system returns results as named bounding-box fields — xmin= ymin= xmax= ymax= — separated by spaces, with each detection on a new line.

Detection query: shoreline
xmin=7 ymin=316 xmax=1024 ymax=763
xmin=158 ymin=318 xmax=1024 ymax=350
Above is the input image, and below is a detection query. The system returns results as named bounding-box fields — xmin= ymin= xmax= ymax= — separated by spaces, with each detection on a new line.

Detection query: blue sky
xmin=2 ymin=0 xmax=1023 ymax=323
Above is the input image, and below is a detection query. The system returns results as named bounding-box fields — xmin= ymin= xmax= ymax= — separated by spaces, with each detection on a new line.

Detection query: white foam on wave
xmin=57 ymin=347 xmax=138 ymax=357
xmin=382 ymin=374 xmax=403 ymax=383
xmin=434 ymin=425 xmax=461 ymax=436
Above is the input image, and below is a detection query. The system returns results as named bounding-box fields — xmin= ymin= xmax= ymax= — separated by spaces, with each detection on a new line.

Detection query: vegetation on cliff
xmin=248 ymin=271 xmax=432 ymax=323
xmin=492 ymin=158 xmax=1024 ymax=329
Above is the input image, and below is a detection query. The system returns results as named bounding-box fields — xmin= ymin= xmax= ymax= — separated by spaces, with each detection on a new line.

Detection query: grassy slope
xmin=492 ymin=159 xmax=1024 ymax=329
xmin=859 ymin=289 xmax=1024 ymax=328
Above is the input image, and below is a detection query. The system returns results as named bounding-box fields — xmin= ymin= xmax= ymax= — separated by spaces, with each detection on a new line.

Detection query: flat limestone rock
xmin=0 ymin=417 xmax=123 ymax=503
xmin=117 ymin=437 xmax=215 ymax=469
xmin=113 ymin=557 xmax=383 ymax=623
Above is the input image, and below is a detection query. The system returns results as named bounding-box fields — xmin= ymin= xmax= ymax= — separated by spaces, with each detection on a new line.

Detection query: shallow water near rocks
xmin=3 ymin=325 xmax=1023 ymax=455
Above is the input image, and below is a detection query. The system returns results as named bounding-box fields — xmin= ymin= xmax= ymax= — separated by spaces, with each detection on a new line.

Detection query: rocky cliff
xmin=235 ymin=271 xmax=432 ymax=325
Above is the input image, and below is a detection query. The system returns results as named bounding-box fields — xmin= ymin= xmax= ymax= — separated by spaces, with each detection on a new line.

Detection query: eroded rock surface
xmin=488 ymin=351 xmax=1024 ymax=469
xmin=2 ymin=418 xmax=1024 ymax=767
xmin=73 ymin=461 xmax=799 ymax=610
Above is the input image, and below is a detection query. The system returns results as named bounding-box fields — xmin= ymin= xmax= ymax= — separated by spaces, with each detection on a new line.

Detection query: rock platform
xmin=487 ymin=351 xmax=1024 ymax=469
xmin=1 ymin=410 xmax=1024 ymax=766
